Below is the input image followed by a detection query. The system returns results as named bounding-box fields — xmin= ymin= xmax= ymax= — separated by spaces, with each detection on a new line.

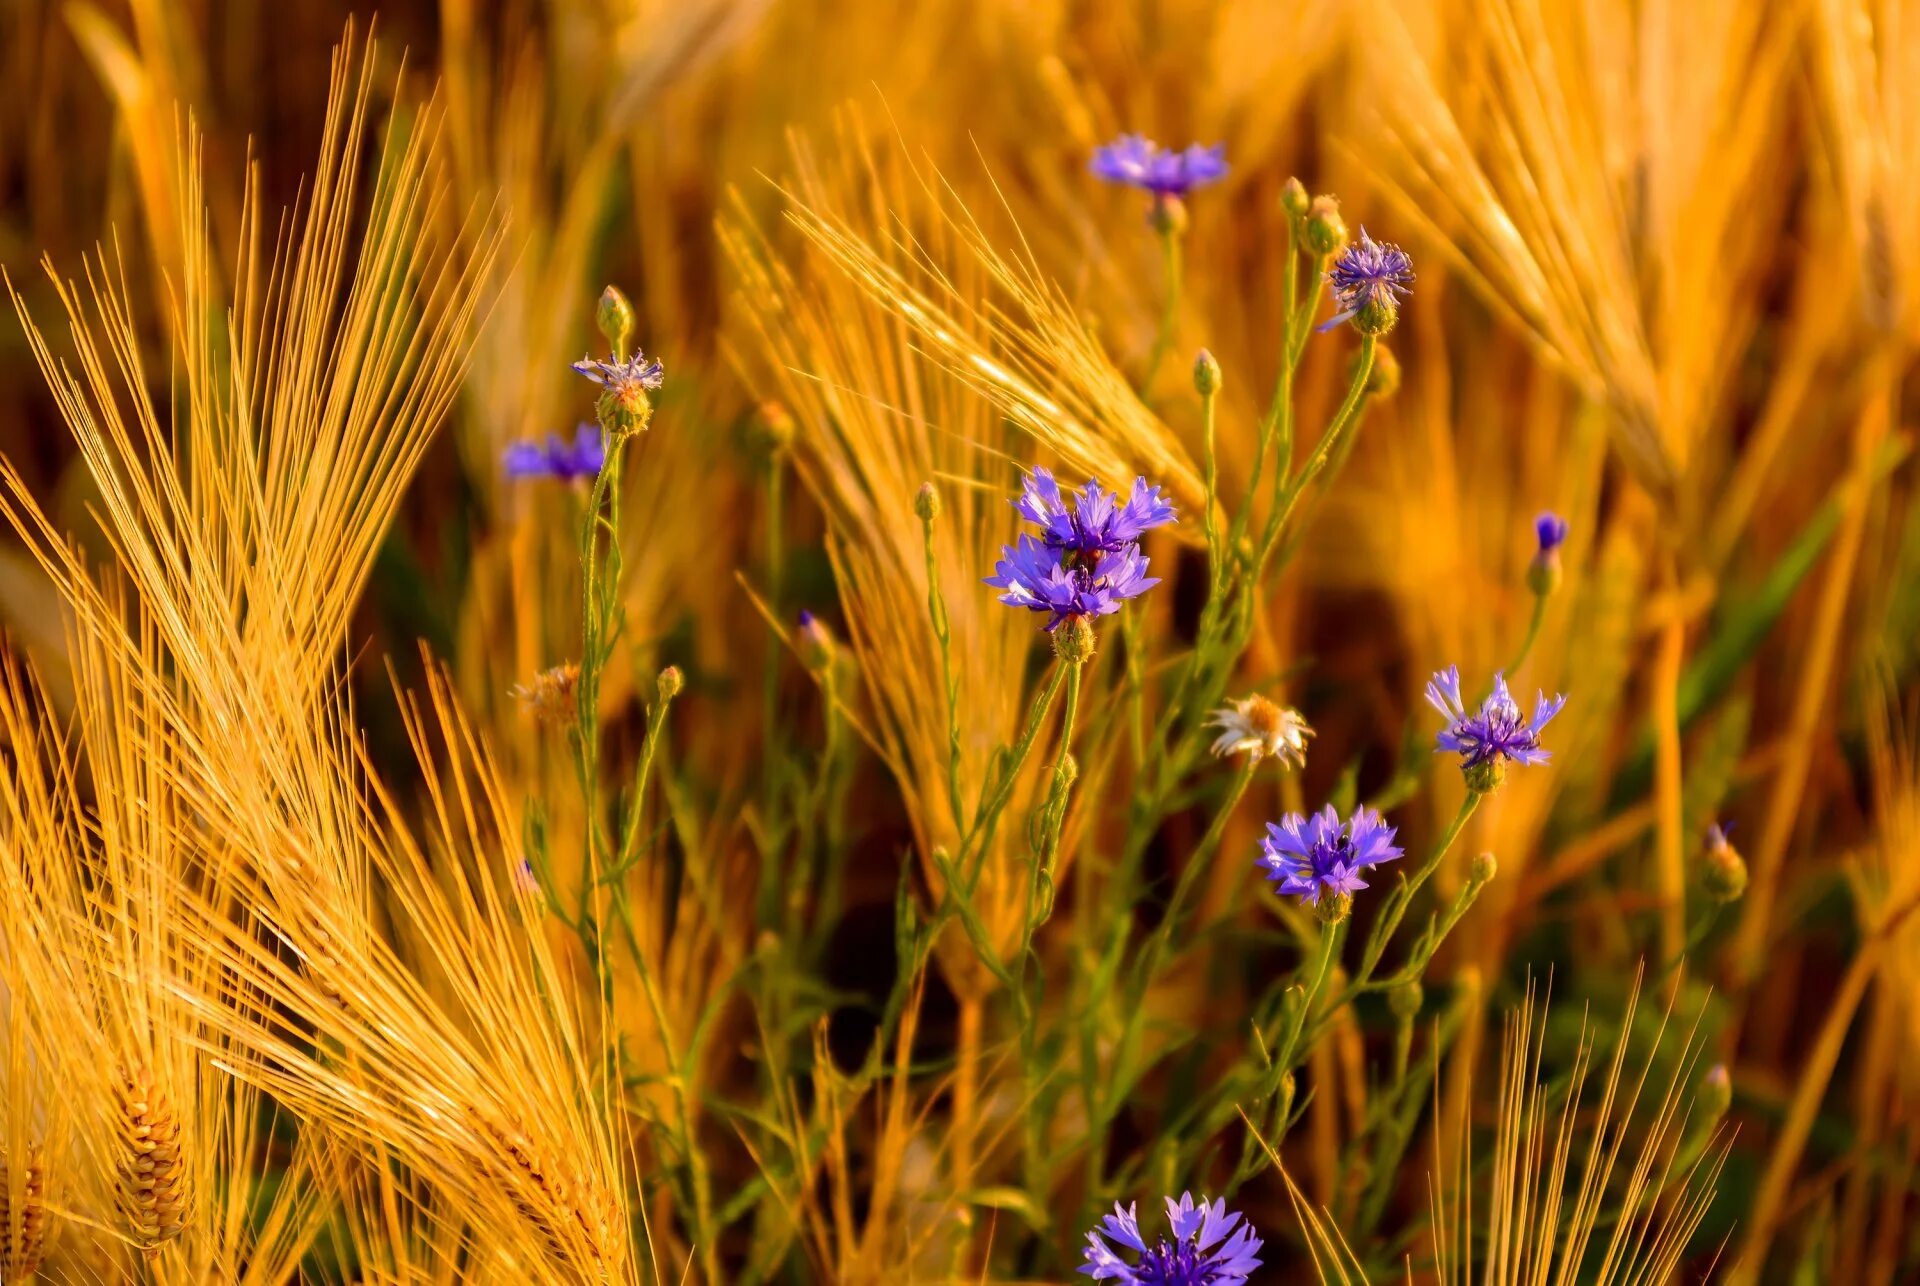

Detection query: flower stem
xmin=1143 ymin=225 xmax=1183 ymax=391
xmin=921 ymin=498 xmax=966 ymax=836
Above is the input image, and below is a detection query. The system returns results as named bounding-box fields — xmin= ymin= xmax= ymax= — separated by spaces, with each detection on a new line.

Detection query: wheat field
xmin=0 ymin=0 xmax=1914 ymax=1282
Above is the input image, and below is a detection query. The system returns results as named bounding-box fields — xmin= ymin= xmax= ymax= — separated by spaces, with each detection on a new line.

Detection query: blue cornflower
xmin=1426 ymin=666 xmax=1567 ymax=792
xmin=1090 ymin=136 xmax=1229 ymax=198
xmin=1320 ymin=229 xmax=1414 ymax=335
xmin=1259 ymin=804 xmax=1403 ymax=909
xmin=1015 ymin=468 xmax=1178 ymax=555
xmin=1535 ymin=512 xmax=1569 ymax=554
xmin=987 ymin=470 xmax=1175 ymax=631
xmin=986 ymin=533 xmax=1159 ymax=630
xmin=1081 ymin=1193 xmax=1263 ymax=1285
xmin=503 ymin=423 xmax=606 ymax=482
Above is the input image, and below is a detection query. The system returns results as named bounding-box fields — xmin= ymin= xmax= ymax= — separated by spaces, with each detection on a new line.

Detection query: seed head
xmin=0 ymin=1144 xmax=48 ymax=1281
xmin=113 ymin=1065 xmax=190 ymax=1250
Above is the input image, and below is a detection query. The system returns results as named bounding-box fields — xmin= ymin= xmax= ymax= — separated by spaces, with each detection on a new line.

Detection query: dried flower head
xmin=1080 ymin=1192 xmax=1263 ymax=1284
xmin=1322 ymin=229 xmax=1414 ymax=334
xmin=1426 ymin=666 xmax=1566 ymax=792
xmin=1207 ymin=696 xmax=1312 ymax=768
xmin=572 ymin=349 xmax=665 ymax=435
xmin=1089 ymin=136 xmax=1229 ymax=198
xmin=503 ymin=423 xmax=606 ymax=483
xmin=1259 ymin=804 xmax=1403 ymax=906
xmin=511 ymin=663 xmax=582 ymax=727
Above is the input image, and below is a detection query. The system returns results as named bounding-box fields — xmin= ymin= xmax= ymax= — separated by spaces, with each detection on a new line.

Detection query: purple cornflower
xmin=987 ymin=534 xmax=1160 ymax=630
xmin=1081 ymin=1193 xmax=1263 ymax=1285
xmin=1426 ymin=666 xmax=1567 ymax=792
xmin=1016 ymin=467 xmax=1177 ymax=556
xmin=1258 ymin=804 xmax=1403 ymax=908
xmin=1090 ymin=135 xmax=1229 ymax=198
xmin=1320 ymin=229 xmax=1415 ymax=334
xmin=986 ymin=470 xmax=1175 ymax=631
xmin=503 ymin=423 xmax=606 ymax=482
xmin=1535 ymin=512 xmax=1569 ymax=554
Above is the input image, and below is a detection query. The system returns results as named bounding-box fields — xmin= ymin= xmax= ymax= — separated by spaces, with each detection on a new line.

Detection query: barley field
xmin=0 ymin=1 xmax=1914 ymax=1282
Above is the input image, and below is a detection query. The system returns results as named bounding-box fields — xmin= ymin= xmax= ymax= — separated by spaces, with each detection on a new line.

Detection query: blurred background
xmin=2 ymin=0 xmax=1918 ymax=1281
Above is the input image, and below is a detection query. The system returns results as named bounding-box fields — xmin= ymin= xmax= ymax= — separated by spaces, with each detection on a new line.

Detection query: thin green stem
xmin=1506 ymin=592 xmax=1550 ymax=677
xmin=921 ymin=503 xmax=966 ymax=835
xmin=964 ymin=661 xmax=1069 ymax=883
xmin=1143 ymin=225 xmax=1183 ymax=391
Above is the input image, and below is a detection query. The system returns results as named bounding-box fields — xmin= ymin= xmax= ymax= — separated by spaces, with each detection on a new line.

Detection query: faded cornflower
xmin=1080 ymin=1193 xmax=1263 ymax=1284
xmin=1426 ymin=666 xmax=1567 ymax=793
xmin=1259 ymin=804 xmax=1403 ymax=909
xmin=1207 ymin=695 xmax=1312 ymax=769
xmin=573 ymin=349 xmax=665 ymax=435
xmin=511 ymin=663 xmax=581 ymax=727
xmin=1322 ymin=229 xmax=1414 ymax=335
xmin=503 ymin=423 xmax=605 ymax=483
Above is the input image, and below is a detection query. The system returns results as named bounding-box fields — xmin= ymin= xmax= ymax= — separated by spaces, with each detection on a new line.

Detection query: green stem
xmin=1255 ymin=334 xmax=1375 ymax=579
xmin=1506 ymin=592 xmax=1550 ymax=677
xmin=921 ymin=502 xmax=966 ymax=836
xmin=964 ymin=661 xmax=1069 ymax=883
xmin=1143 ymin=224 xmax=1183 ymax=391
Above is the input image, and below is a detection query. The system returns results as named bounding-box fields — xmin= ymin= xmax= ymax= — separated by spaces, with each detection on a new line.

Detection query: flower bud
xmin=1470 ymin=852 xmax=1499 ymax=886
xmin=1148 ymin=193 xmax=1189 ymax=237
xmin=1280 ymin=177 xmax=1311 ymax=220
xmin=1701 ymin=1064 xmax=1732 ymax=1121
xmin=914 ymin=481 xmax=941 ymax=522
xmin=1702 ymin=824 xmax=1747 ymax=903
xmin=656 ymin=665 xmax=685 ymax=703
xmin=1527 ymin=512 xmax=1568 ymax=597
xmin=746 ymin=400 xmax=795 ymax=457
xmin=1053 ymin=616 xmax=1098 ymax=664
xmin=596 ymin=285 xmax=636 ymax=357
xmin=1304 ymin=196 xmax=1348 ymax=255
xmin=1193 ymin=349 xmax=1223 ymax=396
xmin=1388 ymin=979 xmax=1424 ymax=1018
xmin=1360 ymin=345 xmax=1401 ymax=398
xmin=796 ymin=611 xmax=835 ymax=674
